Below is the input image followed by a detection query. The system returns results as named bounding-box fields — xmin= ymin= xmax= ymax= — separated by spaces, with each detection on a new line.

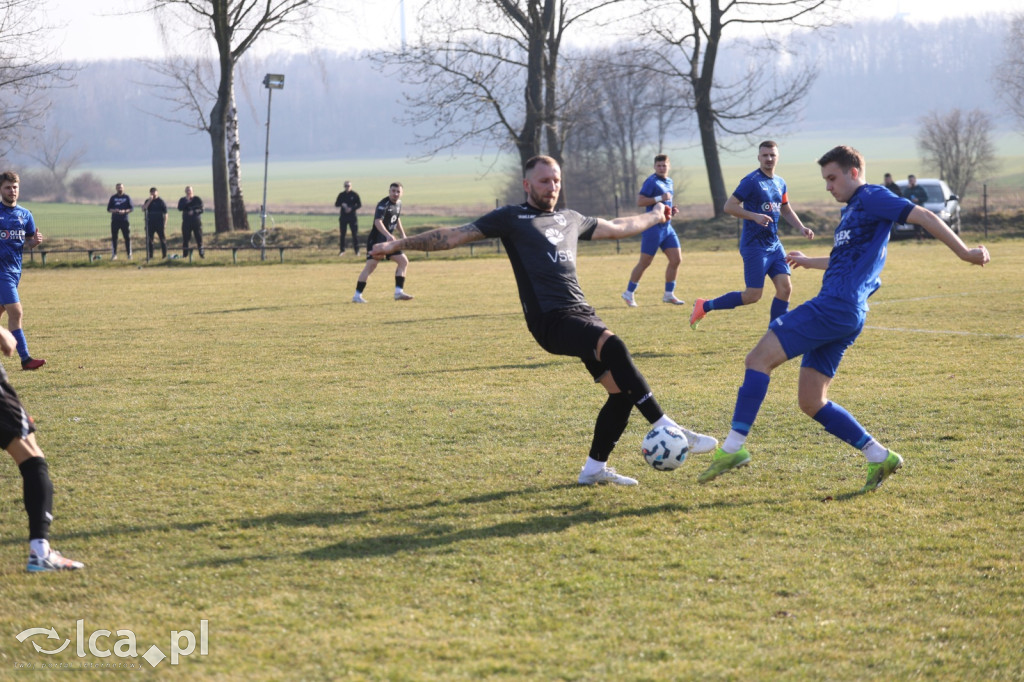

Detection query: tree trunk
xmin=209 ymin=0 xmax=233 ymax=234
xmin=227 ymin=86 xmax=250 ymax=231
xmin=695 ymin=1 xmax=727 ymax=217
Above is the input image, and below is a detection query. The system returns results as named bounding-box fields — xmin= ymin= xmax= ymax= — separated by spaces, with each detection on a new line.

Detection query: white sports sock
xmin=30 ymin=539 xmax=50 ymax=558
xmin=652 ymin=414 xmax=678 ymax=430
xmin=862 ymin=439 xmax=889 ymax=463
xmin=581 ymin=457 xmax=606 ymax=477
xmin=722 ymin=430 xmax=747 ymax=454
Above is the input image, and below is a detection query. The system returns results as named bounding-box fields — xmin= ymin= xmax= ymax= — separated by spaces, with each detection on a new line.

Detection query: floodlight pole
xmin=260 ymin=73 xmax=285 ymax=259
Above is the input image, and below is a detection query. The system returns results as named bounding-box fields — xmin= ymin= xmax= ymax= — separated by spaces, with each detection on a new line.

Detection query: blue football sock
xmin=710 ymin=291 xmax=744 ymax=311
xmin=812 ymin=401 xmax=871 ymax=448
xmin=731 ymin=369 xmax=770 ymax=436
xmin=665 ymin=281 xmax=676 ymax=294
xmin=626 ymin=281 xmax=639 ymax=294
xmin=11 ymin=328 xmax=28 ymax=360
xmin=770 ymin=297 xmax=789 ymax=321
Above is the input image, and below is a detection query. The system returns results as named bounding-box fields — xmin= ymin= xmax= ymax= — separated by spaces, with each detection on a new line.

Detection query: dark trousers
xmin=147 ymin=222 xmax=167 ymax=259
xmin=111 ymin=222 xmax=131 ymax=256
xmin=340 ymin=217 xmax=359 ymax=253
xmin=183 ymin=223 xmax=203 ymax=257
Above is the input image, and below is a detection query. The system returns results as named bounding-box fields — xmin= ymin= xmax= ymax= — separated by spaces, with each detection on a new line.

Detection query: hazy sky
xmin=46 ymin=0 xmax=1022 ymax=62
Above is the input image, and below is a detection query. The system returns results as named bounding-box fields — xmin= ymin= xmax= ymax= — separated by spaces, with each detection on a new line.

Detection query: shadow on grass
xmin=381 ymin=312 xmax=522 ymax=326
xmin=0 ymin=485 xmax=575 ymax=547
xmin=197 ymin=306 xmax=292 ymax=315
xmin=293 ymin=501 xmax=738 ymax=563
xmin=399 ymin=360 xmax=564 ymax=375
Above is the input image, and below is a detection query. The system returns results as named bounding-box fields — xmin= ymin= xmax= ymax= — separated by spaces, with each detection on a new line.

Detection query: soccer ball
xmin=642 ymin=425 xmax=689 ymax=471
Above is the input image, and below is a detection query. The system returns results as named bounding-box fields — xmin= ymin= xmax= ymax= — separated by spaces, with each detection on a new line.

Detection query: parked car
xmin=890 ymin=178 xmax=961 ymax=238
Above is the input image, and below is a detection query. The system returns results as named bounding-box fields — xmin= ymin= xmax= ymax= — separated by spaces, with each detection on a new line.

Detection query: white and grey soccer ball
xmin=641 ymin=425 xmax=690 ymax=471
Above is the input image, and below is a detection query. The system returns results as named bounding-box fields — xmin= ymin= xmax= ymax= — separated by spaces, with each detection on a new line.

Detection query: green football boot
xmin=861 ymin=451 xmax=904 ymax=493
xmin=697 ymin=446 xmax=751 ymax=484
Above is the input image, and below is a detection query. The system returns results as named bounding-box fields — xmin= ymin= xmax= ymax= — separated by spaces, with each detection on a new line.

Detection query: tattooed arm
xmin=371 ymin=223 xmax=486 ymax=259
xmin=590 ymin=203 xmax=668 ymax=240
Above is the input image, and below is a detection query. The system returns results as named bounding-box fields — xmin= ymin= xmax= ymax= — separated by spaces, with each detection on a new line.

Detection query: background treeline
xmin=6 ymin=15 xmax=1015 ymax=215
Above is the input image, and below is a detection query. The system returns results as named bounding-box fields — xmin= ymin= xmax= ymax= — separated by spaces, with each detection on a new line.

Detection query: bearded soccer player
xmin=690 ymin=141 xmax=814 ymax=330
xmin=698 ymin=145 xmax=989 ymax=492
xmin=372 ymin=156 xmax=717 ymax=485
xmin=0 ymin=171 xmax=45 ymax=370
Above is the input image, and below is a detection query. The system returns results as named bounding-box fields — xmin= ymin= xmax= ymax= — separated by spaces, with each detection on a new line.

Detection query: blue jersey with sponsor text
xmin=820 ymin=184 xmax=914 ymax=310
xmin=733 ymin=169 xmax=788 ymax=250
xmin=639 ymin=173 xmax=673 ymax=227
xmin=0 ymin=203 xmax=36 ymax=274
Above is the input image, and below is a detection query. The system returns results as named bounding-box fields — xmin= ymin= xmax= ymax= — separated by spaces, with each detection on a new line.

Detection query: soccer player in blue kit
xmin=372 ymin=156 xmax=717 ymax=486
xmin=690 ymin=141 xmax=814 ymax=330
xmin=0 ymin=171 xmax=45 ymax=370
xmin=621 ymin=154 xmax=686 ymax=307
xmin=698 ymin=146 xmax=990 ymax=492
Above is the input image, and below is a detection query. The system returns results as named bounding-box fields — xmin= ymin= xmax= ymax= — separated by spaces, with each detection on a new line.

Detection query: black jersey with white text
xmin=473 ymin=203 xmax=599 ymax=321
xmin=371 ymin=197 xmax=401 ymax=241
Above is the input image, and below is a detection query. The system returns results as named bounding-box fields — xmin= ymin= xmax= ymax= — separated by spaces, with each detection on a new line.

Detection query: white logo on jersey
xmin=553 ymin=214 xmax=567 ymax=227
xmin=834 ymin=229 xmax=851 ymax=246
xmin=545 ymin=228 xmax=565 ymax=245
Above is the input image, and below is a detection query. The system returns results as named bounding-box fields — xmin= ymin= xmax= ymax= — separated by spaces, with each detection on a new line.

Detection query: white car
xmin=891 ymin=178 xmax=961 ymax=238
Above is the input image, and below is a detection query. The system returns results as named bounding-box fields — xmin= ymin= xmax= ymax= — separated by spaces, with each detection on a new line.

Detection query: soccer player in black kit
xmin=353 ymin=182 xmax=413 ymax=302
xmin=372 ymin=156 xmax=716 ymax=485
xmin=0 ymin=326 xmax=83 ymax=571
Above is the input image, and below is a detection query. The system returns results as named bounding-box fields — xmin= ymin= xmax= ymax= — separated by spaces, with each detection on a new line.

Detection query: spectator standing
xmin=178 ymin=186 xmax=205 ymax=259
xmin=143 ymin=187 xmax=168 ymax=260
xmin=335 ymin=181 xmax=362 ymax=255
xmin=882 ymin=173 xmax=901 ymax=196
xmin=106 ymin=183 xmax=133 ymax=260
xmin=903 ymin=174 xmax=928 ymax=206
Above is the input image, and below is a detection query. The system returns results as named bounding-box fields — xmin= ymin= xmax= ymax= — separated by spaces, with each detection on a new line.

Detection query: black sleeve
xmin=353 ymin=193 xmax=362 ymax=210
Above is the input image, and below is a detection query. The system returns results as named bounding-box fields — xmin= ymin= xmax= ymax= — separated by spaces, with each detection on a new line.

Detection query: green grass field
xmin=1 ymin=239 xmax=1022 ymax=679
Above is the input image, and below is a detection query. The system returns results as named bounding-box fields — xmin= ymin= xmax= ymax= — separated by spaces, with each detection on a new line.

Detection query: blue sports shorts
xmin=640 ymin=223 xmax=680 ymax=256
xmin=741 ymin=241 xmax=790 ymax=289
xmin=0 ymin=271 xmax=21 ymax=306
xmin=769 ymin=296 xmax=865 ymax=378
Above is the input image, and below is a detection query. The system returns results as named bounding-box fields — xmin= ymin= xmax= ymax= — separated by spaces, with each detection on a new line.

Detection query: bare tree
xmin=994 ymin=13 xmax=1024 ymax=133
xmin=0 ymin=0 xmax=72 ymax=156
xmin=917 ymin=108 xmax=998 ymax=200
xmin=25 ymin=125 xmax=86 ymax=203
xmin=149 ymin=0 xmax=320 ymax=233
xmin=561 ymin=45 xmax=690 ymax=215
xmin=372 ymin=0 xmax=631 ymax=206
xmin=640 ymin=0 xmax=838 ymax=216
xmin=141 ymin=54 xmax=253 ymax=231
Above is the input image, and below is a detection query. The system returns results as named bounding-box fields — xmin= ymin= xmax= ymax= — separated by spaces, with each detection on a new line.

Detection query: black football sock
xmin=19 ymin=457 xmax=54 ymax=541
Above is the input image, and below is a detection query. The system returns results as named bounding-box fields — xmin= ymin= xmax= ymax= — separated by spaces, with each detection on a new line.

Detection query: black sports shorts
xmin=0 ymin=381 xmax=34 ymax=449
xmin=529 ymin=305 xmax=609 ymax=382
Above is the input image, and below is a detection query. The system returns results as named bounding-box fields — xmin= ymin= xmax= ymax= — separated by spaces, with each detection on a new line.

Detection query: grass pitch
xmin=1 ymin=239 xmax=1022 ymax=679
